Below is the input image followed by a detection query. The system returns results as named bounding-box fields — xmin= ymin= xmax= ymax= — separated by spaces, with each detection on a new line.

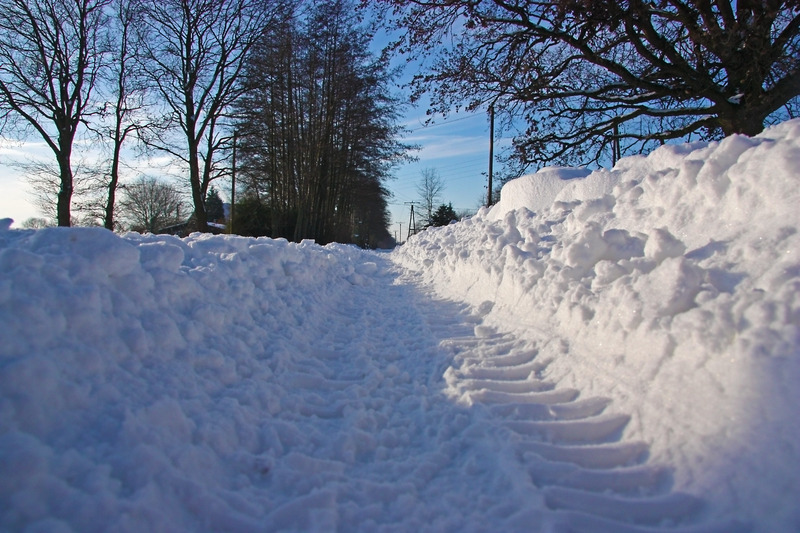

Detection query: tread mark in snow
xmin=434 ymin=301 xmax=748 ymax=532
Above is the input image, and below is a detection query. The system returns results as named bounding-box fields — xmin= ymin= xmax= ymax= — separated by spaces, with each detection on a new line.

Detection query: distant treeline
xmin=233 ymin=2 xmax=408 ymax=247
xmin=0 ymin=0 xmax=408 ymax=246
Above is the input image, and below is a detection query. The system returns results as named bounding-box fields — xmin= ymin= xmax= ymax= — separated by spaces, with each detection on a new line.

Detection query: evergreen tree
xmin=205 ymin=187 xmax=225 ymax=223
xmin=232 ymin=194 xmax=271 ymax=237
xmin=430 ymin=203 xmax=457 ymax=227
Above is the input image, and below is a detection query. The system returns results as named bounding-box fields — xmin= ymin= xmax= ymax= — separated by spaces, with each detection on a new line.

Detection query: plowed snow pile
xmin=1 ymin=119 xmax=799 ymax=532
xmin=395 ymin=119 xmax=800 ymax=530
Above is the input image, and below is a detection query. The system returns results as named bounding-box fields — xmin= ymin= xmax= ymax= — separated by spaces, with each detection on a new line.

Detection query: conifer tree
xmin=430 ymin=203 xmax=457 ymax=227
xmin=204 ymin=187 xmax=225 ymax=224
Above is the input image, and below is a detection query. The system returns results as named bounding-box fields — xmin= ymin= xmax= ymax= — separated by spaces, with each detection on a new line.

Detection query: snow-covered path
xmin=247 ymin=255 xmax=493 ymax=531
xmin=227 ymin=251 xmax=747 ymax=532
xmin=241 ymin=253 xmax=531 ymax=531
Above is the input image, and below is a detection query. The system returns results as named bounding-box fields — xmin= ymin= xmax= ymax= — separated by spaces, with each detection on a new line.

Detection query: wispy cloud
xmin=410 ymin=135 xmax=488 ymax=160
xmin=0 ymin=137 xmax=52 ymax=161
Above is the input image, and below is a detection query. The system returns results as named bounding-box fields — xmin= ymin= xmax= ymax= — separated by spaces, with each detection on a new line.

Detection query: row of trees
xmin=233 ymin=2 xmax=408 ymax=247
xmin=19 ymin=175 xmax=225 ymax=233
xmin=375 ymin=0 xmax=800 ymax=170
xmin=1 ymin=0 xmax=406 ymax=245
xmin=10 ymin=1 xmax=792 ymax=236
xmin=0 ymin=0 xmax=278 ymax=229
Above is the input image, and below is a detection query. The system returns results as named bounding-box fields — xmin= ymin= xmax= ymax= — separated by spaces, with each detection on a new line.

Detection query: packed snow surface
xmin=2 ymin=120 xmax=799 ymax=532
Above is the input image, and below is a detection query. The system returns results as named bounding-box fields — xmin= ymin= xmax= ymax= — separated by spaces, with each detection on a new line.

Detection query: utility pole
xmin=406 ymin=202 xmax=417 ymax=240
xmin=398 ymin=222 xmax=403 ymax=244
xmin=488 ymin=104 xmax=495 ymax=206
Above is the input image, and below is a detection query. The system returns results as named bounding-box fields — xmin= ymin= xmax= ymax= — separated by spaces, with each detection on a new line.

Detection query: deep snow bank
xmin=0 ymin=229 xmax=385 ymax=531
xmin=394 ymin=120 xmax=800 ymax=531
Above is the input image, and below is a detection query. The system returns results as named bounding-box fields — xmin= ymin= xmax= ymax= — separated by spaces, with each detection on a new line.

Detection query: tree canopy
xmin=416 ymin=168 xmax=444 ymax=226
xmin=135 ymin=0 xmax=278 ymax=232
xmin=118 ymin=176 xmax=185 ymax=233
xmin=375 ymin=0 xmax=800 ymax=167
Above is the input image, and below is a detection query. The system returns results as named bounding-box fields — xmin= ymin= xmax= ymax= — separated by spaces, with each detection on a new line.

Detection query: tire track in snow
xmin=429 ymin=296 xmax=751 ymax=532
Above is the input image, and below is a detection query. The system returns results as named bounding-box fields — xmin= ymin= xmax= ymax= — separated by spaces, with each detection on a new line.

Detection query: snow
xmin=2 ymin=120 xmax=799 ymax=532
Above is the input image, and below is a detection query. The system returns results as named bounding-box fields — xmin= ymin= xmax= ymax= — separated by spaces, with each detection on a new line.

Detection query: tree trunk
xmin=718 ymin=107 xmax=766 ymax=137
xmin=190 ymin=164 xmax=209 ymax=232
xmin=188 ymin=137 xmax=209 ymax=232
xmin=56 ymin=163 xmax=74 ymax=227
xmin=105 ymin=135 xmax=123 ymax=231
xmin=56 ymin=135 xmax=74 ymax=227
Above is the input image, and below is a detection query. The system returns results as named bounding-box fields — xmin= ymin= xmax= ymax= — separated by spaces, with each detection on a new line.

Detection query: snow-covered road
xmin=281 ymin=255 xmax=748 ymax=532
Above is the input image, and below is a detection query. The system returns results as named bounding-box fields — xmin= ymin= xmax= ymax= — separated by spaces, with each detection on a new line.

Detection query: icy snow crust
xmin=0 ymin=120 xmax=798 ymax=532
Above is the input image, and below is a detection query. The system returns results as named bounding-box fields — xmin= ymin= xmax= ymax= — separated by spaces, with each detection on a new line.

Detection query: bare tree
xmin=416 ymin=168 xmax=444 ymax=226
xmin=21 ymin=217 xmax=53 ymax=229
xmin=376 ymin=0 xmax=800 ymax=167
xmin=118 ymin=176 xmax=186 ymax=232
xmin=134 ymin=0 xmax=278 ymax=232
xmin=93 ymin=0 xmax=150 ymax=231
xmin=0 ymin=0 xmax=110 ymax=226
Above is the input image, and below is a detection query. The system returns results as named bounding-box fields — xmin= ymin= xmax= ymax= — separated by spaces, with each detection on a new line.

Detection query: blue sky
xmin=387 ymin=107 xmax=501 ymax=242
xmin=0 ymin=138 xmax=53 ymax=225
xmin=373 ymin=17 xmax=505 ymax=243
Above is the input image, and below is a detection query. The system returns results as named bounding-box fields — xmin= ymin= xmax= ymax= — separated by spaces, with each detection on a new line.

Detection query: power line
xmin=404 ymin=113 xmax=485 ymax=134
xmin=397 ymin=153 xmax=488 ymax=169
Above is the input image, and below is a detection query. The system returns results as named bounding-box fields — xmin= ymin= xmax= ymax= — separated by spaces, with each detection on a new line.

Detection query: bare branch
xmin=375 ymin=0 xmax=800 ymax=167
